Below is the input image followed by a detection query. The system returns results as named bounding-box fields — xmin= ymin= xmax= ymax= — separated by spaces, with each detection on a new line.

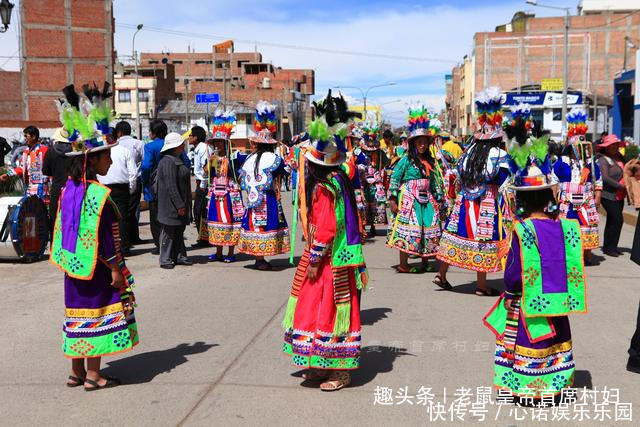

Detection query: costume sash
xmin=514 ymin=219 xmax=587 ymax=318
xmin=50 ymin=181 xmax=111 ymax=280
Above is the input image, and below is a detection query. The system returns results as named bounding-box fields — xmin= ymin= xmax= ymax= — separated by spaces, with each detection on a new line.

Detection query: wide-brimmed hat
xmin=474 ymin=86 xmax=505 ymax=141
xmin=52 ymin=127 xmax=71 ymax=143
xmin=360 ymin=121 xmax=380 ymax=151
xmin=304 ymin=90 xmax=360 ymax=167
xmin=249 ymin=100 xmax=278 ymax=145
xmin=506 ymin=120 xmax=557 ymax=191
xmin=597 ymin=134 xmax=623 ymax=149
xmin=161 ymin=132 xmax=186 ymax=152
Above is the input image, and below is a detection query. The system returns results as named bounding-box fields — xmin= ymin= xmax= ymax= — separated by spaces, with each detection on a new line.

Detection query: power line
xmin=116 ymin=23 xmax=458 ymax=64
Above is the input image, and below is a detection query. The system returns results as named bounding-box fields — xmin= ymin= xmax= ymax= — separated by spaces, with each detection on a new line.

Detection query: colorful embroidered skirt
xmin=436 ymin=189 xmax=509 ymax=272
xmin=362 ymin=182 xmax=387 ymax=226
xmin=207 ymin=192 xmax=243 ymax=246
xmin=387 ymin=182 xmax=441 ymax=256
xmin=558 ymin=183 xmax=600 ymax=250
xmin=238 ymin=193 xmax=289 ymax=256
xmin=493 ymin=299 xmax=575 ymax=398
xmin=283 ymin=256 xmax=361 ymax=370
xmin=63 ymin=263 xmax=139 ymax=358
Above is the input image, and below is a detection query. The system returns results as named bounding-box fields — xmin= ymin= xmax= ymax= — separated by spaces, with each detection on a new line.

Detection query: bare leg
xmin=398 ymin=252 xmax=409 ymax=270
xmin=228 ymin=246 xmax=235 ymax=257
xmin=438 ymin=262 xmax=449 ymax=282
xmin=584 ymin=249 xmax=592 ymax=261
xmin=476 ymin=272 xmax=488 ymax=292
xmin=85 ymin=357 xmax=107 ymax=386
xmin=216 ymin=246 xmax=223 ymax=258
xmin=68 ymin=359 xmax=86 ymax=385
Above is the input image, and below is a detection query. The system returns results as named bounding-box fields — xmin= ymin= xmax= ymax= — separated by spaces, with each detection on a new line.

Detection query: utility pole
xmin=185 ymin=44 xmax=191 ymax=129
xmin=223 ymin=64 xmax=227 ymax=110
xmin=561 ymin=9 xmax=569 ymax=139
xmin=132 ymin=24 xmax=143 ymax=138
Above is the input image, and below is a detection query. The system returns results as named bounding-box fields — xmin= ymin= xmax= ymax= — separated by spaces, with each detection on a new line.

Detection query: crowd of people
xmin=2 ymin=81 xmax=640 ymax=399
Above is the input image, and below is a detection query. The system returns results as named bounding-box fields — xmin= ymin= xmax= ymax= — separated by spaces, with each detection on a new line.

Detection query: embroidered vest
xmin=325 ymin=175 xmax=365 ymax=269
xmin=514 ymin=219 xmax=586 ymax=317
xmin=51 ymin=182 xmax=111 ymax=279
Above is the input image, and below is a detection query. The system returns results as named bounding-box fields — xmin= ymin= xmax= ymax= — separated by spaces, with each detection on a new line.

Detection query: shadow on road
xmin=242 ymin=256 xmax=301 ymax=272
xmin=102 ymin=341 xmax=218 ymax=384
xmin=351 ymin=346 xmax=413 ymax=387
xmin=447 ymin=278 xmax=505 ymax=296
xmin=361 ymin=308 xmax=392 ymax=326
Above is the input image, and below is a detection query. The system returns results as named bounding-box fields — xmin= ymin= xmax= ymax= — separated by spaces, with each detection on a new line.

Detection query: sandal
xmin=320 ymin=371 xmax=351 ymax=392
xmin=208 ymin=254 xmax=222 ymax=262
xmin=302 ymin=369 xmax=330 ymax=381
xmin=66 ymin=375 xmax=85 ymax=388
xmin=223 ymin=255 xmax=236 ymax=263
xmin=395 ymin=265 xmax=423 ymax=274
xmin=475 ymin=288 xmax=500 ymax=297
xmin=84 ymin=377 xmax=121 ymax=392
xmin=433 ymin=274 xmax=453 ymax=290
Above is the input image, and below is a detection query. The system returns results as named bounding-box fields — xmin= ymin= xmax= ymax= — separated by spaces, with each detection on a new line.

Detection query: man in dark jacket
xmin=42 ymin=128 xmax=72 ymax=228
xmin=156 ymin=132 xmax=192 ymax=269
xmin=0 ymin=137 xmax=11 ymax=167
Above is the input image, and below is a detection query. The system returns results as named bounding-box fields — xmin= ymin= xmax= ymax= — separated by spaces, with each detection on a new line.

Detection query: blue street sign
xmin=195 ymin=93 xmax=220 ymax=103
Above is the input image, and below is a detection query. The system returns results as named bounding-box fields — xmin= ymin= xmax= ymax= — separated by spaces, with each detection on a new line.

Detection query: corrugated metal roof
xmin=158 ymin=100 xmax=254 ymax=117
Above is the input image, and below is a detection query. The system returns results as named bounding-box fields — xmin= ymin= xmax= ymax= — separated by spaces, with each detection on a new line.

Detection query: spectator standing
xmin=141 ymin=120 xmax=189 ymax=254
xmin=0 ymin=137 xmax=11 ymax=166
xmin=597 ymin=134 xmax=626 ymax=257
xmin=115 ymin=121 xmax=145 ymax=245
xmin=42 ymin=128 xmax=72 ymax=227
xmin=156 ymin=132 xmax=192 ymax=269
xmin=97 ymin=136 xmax=137 ymax=255
xmin=190 ymin=126 xmax=212 ymax=247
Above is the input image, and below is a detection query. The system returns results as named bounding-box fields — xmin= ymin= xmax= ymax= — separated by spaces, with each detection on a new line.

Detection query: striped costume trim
xmin=333 ymin=267 xmax=351 ymax=305
xmin=66 ymin=302 xmax=123 ymax=318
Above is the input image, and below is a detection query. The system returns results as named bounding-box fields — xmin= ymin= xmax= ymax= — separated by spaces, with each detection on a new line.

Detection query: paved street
xmin=1 ymin=193 xmax=639 ymax=426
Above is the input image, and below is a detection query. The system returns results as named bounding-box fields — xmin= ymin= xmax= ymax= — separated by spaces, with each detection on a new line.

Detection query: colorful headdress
xmin=505 ymin=119 xmax=556 ymax=191
xmin=211 ymin=109 xmax=236 ymax=141
xmin=56 ymin=83 xmax=115 ymax=157
xmin=305 ymin=90 xmax=361 ymax=166
xmin=567 ymin=107 xmax=588 ymax=144
xmin=250 ymin=100 xmax=278 ymax=144
xmin=406 ymin=105 xmax=431 ymax=142
xmin=510 ymin=103 xmax=533 ymax=131
xmin=474 ymin=86 xmax=505 ymax=141
xmin=360 ymin=119 xmax=380 ymax=151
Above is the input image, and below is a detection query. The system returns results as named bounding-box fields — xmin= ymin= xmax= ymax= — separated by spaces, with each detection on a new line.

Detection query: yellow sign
xmin=541 ymin=78 xmax=564 ymax=91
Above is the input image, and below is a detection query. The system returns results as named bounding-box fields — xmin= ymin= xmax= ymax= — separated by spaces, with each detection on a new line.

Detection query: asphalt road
xmin=1 ymin=192 xmax=639 ymax=426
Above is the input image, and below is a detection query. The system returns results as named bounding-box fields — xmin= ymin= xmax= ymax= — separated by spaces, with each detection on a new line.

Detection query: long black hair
xmin=459 ymin=138 xmax=503 ymax=189
xmin=253 ymin=143 xmax=275 ymax=176
xmin=407 ymin=136 xmax=435 ymax=178
xmin=305 ymin=162 xmax=358 ymax=224
xmin=68 ymin=151 xmax=105 ymax=182
xmin=516 ymin=188 xmax=558 ymax=220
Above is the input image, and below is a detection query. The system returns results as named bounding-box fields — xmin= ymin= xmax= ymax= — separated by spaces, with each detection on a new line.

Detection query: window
xmin=552 ymin=108 xmax=562 ymax=121
xmin=172 ymin=60 xmax=183 ymax=64
xmin=148 ymin=60 xmax=159 ymax=64
xmin=118 ymin=90 xmax=131 ymax=103
xmin=138 ymin=90 xmax=149 ymax=102
xmin=195 ymin=60 xmax=212 ymax=65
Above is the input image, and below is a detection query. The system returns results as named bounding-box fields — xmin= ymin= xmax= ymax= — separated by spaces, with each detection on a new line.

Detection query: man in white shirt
xmin=115 ymin=121 xmax=145 ymax=245
xmin=190 ymin=126 xmax=213 ymax=247
xmin=98 ymin=135 xmax=137 ymax=254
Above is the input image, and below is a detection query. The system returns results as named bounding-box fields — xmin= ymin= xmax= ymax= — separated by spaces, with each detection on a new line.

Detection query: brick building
xmin=139 ymin=41 xmax=315 ymax=137
xmin=447 ymin=4 xmax=640 ymax=137
xmin=0 ymin=0 xmax=114 ymax=130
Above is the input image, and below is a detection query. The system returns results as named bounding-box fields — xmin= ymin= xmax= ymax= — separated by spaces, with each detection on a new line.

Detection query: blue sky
xmin=1 ymin=0 xmax=567 ymax=125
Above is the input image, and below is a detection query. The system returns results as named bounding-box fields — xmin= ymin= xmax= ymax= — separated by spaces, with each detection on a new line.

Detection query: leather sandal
xmin=320 ymin=371 xmax=351 ymax=392
xmin=66 ymin=375 xmax=85 ymax=388
xmin=433 ymin=274 xmax=452 ymax=290
xmin=84 ymin=377 xmax=121 ymax=392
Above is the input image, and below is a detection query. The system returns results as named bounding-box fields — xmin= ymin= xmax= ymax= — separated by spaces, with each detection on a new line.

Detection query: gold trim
xmin=65 ymin=302 xmax=123 ymax=318
xmin=515 ymin=340 xmax=572 ymax=358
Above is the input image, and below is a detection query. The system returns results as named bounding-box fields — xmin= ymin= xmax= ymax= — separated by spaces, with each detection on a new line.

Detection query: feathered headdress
xmin=305 ymin=90 xmax=361 ymax=166
xmin=567 ymin=107 xmax=588 ymax=143
xmin=474 ymin=86 xmax=505 ymax=141
xmin=250 ymin=100 xmax=277 ymax=144
xmin=211 ymin=109 xmax=236 ymax=141
xmin=505 ymin=119 xmax=556 ymax=191
xmin=406 ymin=105 xmax=430 ymax=142
xmin=360 ymin=117 xmax=380 ymax=150
xmin=56 ymin=83 xmax=115 ymax=157
xmin=510 ymin=103 xmax=533 ymax=131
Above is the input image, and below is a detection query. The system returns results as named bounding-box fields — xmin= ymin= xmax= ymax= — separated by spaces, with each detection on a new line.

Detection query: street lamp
xmin=132 ymin=23 xmax=143 ymax=139
xmin=526 ymin=0 xmax=570 ymax=138
xmin=0 ymin=0 xmax=15 ymax=33
xmin=333 ymin=82 xmax=397 ymax=120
